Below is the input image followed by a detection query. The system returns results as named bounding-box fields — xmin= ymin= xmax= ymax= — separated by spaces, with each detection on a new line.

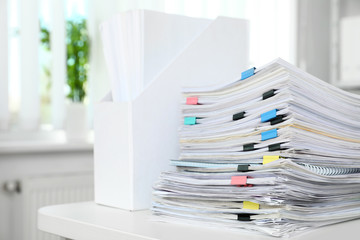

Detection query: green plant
xmin=66 ymin=19 xmax=89 ymax=102
xmin=40 ymin=18 xmax=90 ymax=103
xmin=40 ymin=25 xmax=50 ymax=51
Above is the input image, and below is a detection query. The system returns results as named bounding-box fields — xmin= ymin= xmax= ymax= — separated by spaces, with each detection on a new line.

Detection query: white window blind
xmin=0 ymin=0 xmax=9 ymax=130
xmin=50 ymin=0 xmax=66 ymax=129
xmin=19 ymin=0 xmax=40 ymax=130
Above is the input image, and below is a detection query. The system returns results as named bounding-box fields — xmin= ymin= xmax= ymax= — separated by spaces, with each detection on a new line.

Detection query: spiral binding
xmin=301 ymin=163 xmax=360 ymax=176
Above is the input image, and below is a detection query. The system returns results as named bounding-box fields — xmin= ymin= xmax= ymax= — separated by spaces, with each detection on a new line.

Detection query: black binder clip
xmin=268 ymin=143 xmax=282 ymax=151
xmin=237 ymin=213 xmax=255 ymax=221
xmin=233 ymin=111 xmax=245 ymax=121
xmin=243 ymin=143 xmax=256 ymax=151
xmin=237 ymin=165 xmax=251 ymax=172
xmin=262 ymin=89 xmax=276 ymax=100
xmin=270 ymin=115 xmax=285 ymax=125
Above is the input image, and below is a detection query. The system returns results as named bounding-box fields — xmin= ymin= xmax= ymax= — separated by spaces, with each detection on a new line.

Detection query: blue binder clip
xmin=261 ymin=109 xmax=277 ymax=122
xmin=261 ymin=129 xmax=278 ymax=141
xmin=184 ymin=117 xmax=197 ymax=125
xmin=241 ymin=67 xmax=256 ymax=80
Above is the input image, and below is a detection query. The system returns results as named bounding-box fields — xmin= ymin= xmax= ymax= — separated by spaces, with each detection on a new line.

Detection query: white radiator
xmin=20 ymin=173 xmax=94 ymax=240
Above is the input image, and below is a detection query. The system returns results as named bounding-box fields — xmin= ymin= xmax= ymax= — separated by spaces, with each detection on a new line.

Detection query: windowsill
xmin=0 ymin=130 xmax=93 ymax=154
xmin=336 ymin=81 xmax=360 ymax=91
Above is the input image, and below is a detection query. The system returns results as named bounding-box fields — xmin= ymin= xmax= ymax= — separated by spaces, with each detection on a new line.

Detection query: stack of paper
xmin=152 ymin=58 xmax=360 ymax=237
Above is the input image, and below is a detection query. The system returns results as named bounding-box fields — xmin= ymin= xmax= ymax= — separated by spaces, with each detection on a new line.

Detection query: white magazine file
xmin=94 ymin=16 xmax=249 ymax=210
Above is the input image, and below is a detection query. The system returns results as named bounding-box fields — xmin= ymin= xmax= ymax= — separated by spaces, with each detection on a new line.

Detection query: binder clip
xmin=261 ymin=129 xmax=278 ymax=141
xmin=186 ymin=97 xmax=198 ymax=105
xmin=241 ymin=67 xmax=256 ymax=80
xmin=231 ymin=176 xmax=253 ymax=187
xmin=268 ymin=143 xmax=282 ymax=151
xmin=233 ymin=111 xmax=245 ymax=121
xmin=243 ymin=201 xmax=260 ymax=210
xmin=237 ymin=213 xmax=255 ymax=221
xmin=243 ymin=143 xmax=256 ymax=151
xmin=237 ymin=164 xmax=251 ymax=172
xmin=262 ymin=89 xmax=276 ymax=100
xmin=184 ymin=117 xmax=197 ymax=125
xmin=263 ymin=155 xmax=280 ymax=164
xmin=261 ymin=109 xmax=277 ymax=122
xmin=270 ymin=115 xmax=285 ymax=125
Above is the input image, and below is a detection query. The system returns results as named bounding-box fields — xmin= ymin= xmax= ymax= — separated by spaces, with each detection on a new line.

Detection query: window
xmin=1 ymin=0 xmax=89 ymax=132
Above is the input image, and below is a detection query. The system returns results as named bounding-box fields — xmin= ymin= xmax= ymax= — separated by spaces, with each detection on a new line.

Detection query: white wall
xmin=297 ymin=0 xmax=331 ymax=82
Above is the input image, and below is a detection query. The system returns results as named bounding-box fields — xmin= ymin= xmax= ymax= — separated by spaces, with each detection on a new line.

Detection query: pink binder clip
xmin=186 ymin=97 xmax=198 ymax=105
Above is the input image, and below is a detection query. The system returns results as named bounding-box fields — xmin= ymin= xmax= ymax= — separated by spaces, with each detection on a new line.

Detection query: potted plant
xmin=64 ymin=19 xmax=90 ymax=141
xmin=40 ymin=19 xmax=90 ymax=140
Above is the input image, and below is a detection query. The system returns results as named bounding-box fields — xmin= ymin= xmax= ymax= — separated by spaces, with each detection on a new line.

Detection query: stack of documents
xmin=152 ymin=58 xmax=360 ymax=237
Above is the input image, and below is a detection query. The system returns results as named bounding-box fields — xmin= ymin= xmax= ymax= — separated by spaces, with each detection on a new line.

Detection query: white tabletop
xmin=38 ymin=202 xmax=360 ymax=240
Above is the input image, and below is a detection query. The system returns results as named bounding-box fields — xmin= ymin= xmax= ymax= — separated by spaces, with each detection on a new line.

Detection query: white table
xmin=38 ymin=202 xmax=360 ymax=240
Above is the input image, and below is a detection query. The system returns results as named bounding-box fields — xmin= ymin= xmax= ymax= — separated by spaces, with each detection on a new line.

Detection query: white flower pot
xmin=65 ymin=102 xmax=87 ymax=141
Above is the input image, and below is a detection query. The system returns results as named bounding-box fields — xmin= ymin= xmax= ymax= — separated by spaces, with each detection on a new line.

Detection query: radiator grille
xmin=22 ymin=173 xmax=94 ymax=240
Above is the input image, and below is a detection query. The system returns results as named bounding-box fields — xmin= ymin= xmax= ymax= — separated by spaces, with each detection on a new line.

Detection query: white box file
xmin=94 ymin=16 xmax=249 ymax=210
xmin=340 ymin=16 xmax=360 ymax=86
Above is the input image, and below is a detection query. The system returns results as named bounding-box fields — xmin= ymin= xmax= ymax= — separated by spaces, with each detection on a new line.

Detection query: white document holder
xmin=94 ymin=16 xmax=249 ymax=210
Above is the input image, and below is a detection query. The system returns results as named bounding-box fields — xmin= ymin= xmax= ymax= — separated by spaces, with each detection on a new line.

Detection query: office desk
xmin=38 ymin=202 xmax=360 ymax=240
